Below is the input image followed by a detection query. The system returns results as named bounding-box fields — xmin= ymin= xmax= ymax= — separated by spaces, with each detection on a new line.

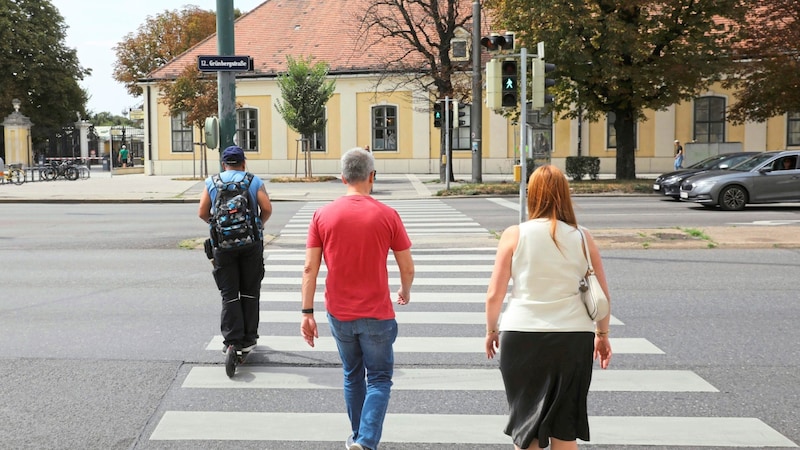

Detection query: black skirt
xmin=499 ymin=331 xmax=594 ymax=449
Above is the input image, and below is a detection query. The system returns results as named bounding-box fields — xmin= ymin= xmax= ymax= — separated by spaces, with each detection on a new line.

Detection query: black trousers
xmin=212 ymin=241 xmax=264 ymax=347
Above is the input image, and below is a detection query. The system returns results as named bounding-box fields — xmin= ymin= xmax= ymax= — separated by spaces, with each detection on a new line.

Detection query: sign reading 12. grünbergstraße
xmin=197 ymin=55 xmax=253 ymax=72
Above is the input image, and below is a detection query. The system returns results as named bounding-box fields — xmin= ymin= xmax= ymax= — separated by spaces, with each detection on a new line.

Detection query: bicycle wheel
xmin=65 ymin=166 xmax=79 ymax=181
xmin=78 ymin=165 xmax=90 ymax=180
xmin=41 ymin=167 xmax=56 ymax=181
xmin=11 ymin=169 xmax=25 ymax=185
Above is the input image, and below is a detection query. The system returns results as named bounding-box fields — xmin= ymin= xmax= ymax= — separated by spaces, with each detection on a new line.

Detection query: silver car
xmin=679 ymin=150 xmax=800 ymax=210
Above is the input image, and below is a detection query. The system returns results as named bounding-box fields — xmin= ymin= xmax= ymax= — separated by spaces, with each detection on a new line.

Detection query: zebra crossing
xmin=147 ymin=204 xmax=797 ymax=448
xmin=277 ymin=199 xmax=490 ymax=239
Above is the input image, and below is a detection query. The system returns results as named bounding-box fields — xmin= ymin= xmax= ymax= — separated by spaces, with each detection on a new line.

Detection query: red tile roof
xmin=148 ymin=0 xmax=477 ymax=80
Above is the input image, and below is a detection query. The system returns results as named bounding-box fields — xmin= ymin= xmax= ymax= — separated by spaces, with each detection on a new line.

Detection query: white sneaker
xmin=241 ymin=343 xmax=256 ymax=353
xmin=345 ymin=434 xmax=363 ymax=450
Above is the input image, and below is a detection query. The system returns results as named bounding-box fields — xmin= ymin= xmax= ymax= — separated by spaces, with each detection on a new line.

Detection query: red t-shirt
xmin=306 ymin=195 xmax=412 ymax=321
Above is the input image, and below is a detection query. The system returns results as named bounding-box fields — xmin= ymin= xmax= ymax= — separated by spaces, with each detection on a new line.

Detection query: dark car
xmin=653 ymin=152 xmax=759 ymax=199
xmin=679 ymin=150 xmax=800 ymax=210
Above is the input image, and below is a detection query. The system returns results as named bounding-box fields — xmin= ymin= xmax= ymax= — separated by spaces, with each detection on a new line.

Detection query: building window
xmin=304 ymin=108 xmax=327 ymax=152
xmin=236 ymin=108 xmax=258 ymax=151
xmin=606 ymin=112 xmax=637 ymax=150
xmin=451 ymin=127 xmax=470 ymax=150
xmin=694 ymin=96 xmax=726 ymax=143
xmin=171 ymin=111 xmax=192 ymax=153
xmin=372 ymin=106 xmax=397 ymax=151
xmin=528 ymin=110 xmax=553 ymax=157
xmin=788 ymin=112 xmax=800 ymax=147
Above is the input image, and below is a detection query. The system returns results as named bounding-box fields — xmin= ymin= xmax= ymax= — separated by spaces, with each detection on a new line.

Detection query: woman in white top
xmin=485 ymin=165 xmax=612 ymax=450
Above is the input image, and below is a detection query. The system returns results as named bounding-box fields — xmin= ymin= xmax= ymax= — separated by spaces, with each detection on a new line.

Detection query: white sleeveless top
xmin=498 ymin=219 xmax=595 ymax=332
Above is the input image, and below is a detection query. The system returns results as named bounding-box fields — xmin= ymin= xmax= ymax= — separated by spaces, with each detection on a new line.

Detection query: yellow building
xmin=141 ymin=1 xmax=799 ymax=177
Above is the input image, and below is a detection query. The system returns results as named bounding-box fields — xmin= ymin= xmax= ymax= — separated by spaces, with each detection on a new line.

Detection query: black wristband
xmin=301 ymin=308 xmax=314 ymax=314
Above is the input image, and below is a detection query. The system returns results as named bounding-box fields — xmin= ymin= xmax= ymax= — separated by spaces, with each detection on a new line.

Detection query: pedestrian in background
xmin=485 ymin=164 xmax=612 ymax=450
xmin=119 ymin=144 xmax=129 ymax=168
xmin=300 ymin=148 xmax=414 ymax=450
xmin=198 ymin=146 xmax=273 ymax=358
xmin=674 ymin=140 xmax=684 ymax=170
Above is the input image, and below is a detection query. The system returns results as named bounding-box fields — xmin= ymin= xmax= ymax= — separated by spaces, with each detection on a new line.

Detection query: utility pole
xmin=470 ymin=0 xmax=482 ymax=182
xmin=216 ymin=0 xmax=236 ymax=150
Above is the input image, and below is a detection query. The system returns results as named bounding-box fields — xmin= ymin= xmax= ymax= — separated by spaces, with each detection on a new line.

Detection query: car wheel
xmin=719 ymin=185 xmax=747 ymax=211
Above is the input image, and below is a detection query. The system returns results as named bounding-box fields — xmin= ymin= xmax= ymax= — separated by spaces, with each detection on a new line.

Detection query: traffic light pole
xmin=470 ymin=0 xmax=482 ymax=183
xmin=444 ymin=96 xmax=451 ymax=190
xmin=518 ymin=46 xmax=528 ymax=223
xmin=216 ymin=0 xmax=236 ymax=151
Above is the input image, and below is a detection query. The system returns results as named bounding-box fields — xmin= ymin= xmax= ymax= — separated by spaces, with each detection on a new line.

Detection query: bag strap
xmin=577 ymin=227 xmax=595 ymax=276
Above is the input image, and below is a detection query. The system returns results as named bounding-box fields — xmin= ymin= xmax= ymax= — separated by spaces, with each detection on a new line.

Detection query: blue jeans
xmin=328 ymin=314 xmax=398 ymax=450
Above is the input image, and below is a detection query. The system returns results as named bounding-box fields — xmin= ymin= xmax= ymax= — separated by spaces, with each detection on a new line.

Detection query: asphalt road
xmin=0 ymin=200 xmax=798 ymax=449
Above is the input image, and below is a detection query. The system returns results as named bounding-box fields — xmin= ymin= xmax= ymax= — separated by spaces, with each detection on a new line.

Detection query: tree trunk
xmin=614 ymin=107 xmax=637 ymax=180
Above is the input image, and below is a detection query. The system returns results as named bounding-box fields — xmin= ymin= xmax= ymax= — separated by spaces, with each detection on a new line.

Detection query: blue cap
xmin=221 ymin=146 xmax=245 ymax=164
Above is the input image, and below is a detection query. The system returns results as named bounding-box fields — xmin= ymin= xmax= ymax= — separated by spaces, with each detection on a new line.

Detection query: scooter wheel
xmin=225 ymin=345 xmax=238 ymax=378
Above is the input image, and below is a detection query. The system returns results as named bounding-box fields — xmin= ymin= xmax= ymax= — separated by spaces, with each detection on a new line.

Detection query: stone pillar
xmin=2 ymin=99 xmax=33 ymax=167
xmin=75 ymin=120 xmax=92 ymax=159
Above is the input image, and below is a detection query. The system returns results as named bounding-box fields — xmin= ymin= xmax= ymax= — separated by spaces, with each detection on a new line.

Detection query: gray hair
xmin=341 ymin=148 xmax=375 ymax=183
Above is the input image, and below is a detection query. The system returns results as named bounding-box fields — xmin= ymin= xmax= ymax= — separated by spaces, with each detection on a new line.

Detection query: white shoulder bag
xmin=578 ymin=227 xmax=610 ymax=321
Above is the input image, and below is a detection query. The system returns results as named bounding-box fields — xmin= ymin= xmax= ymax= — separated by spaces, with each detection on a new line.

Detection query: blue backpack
xmin=210 ymin=172 xmax=259 ymax=250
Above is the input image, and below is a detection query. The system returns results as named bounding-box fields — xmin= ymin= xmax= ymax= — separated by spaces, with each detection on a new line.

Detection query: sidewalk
xmin=1 ymin=171 xmax=797 ymax=249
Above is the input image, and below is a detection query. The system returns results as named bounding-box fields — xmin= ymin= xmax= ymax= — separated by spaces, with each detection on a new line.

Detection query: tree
xmin=358 ymin=0 xmax=472 ymax=182
xmin=0 ymin=0 xmax=89 ymax=150
xmin=113 ymin=6 xmax=218 ymax=98
xmin=726 ymin=1 xmax=800 ymax=123
xmin=274 ymin=56 xmax=336 ymax=178
xmin=158 ymin=66 xmax=219 ymax=177
xmin=485 ymin=0 xmax=748 ymax=179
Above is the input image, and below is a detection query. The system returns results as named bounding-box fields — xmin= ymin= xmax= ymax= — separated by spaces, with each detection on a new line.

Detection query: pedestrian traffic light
xmin=501 ymin=59 xmax=518 ymax=108
xmin=486 ymin=59 xmax=503 ymax=111
xmin=532 ymin=59 xmax=556 ymax=109
xmin=433 ymin=103 xmax=443 ymax=128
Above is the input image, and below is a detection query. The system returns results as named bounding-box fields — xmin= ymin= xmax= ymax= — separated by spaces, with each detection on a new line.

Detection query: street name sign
xmin=197 ymin=55 xmax=252 ymax=72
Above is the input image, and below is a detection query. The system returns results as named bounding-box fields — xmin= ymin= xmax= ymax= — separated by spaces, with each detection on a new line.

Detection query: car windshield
xmin=711 ymin=154 xmax=754 ymax=169
xmin=687 ymin=155 xmax=726 ymax=169
xmin=729 ymin=153 xmax=776 ymax=171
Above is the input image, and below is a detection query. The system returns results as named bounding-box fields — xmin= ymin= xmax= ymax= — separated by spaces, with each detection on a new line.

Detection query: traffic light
xmin=452 ymin=101 xmax=468 ymax=129
xmin=485 ymin=59 xmax=503 ymax=110
xmin=480 ymin=32 xmax=515 ymax=52
xmin=501 ymin=59 xmax=518 ymax=108
xmin=532 ymin=59 xmax=556 ymax=109
xmin=455 ymin=101 xmax=470 ymax=128
xmin=433 ymin=103 xmax=443 ymax=128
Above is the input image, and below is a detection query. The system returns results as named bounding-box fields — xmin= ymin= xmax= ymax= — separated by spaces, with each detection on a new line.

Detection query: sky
xmin=50 ymin=0 xmax=264 ymax=117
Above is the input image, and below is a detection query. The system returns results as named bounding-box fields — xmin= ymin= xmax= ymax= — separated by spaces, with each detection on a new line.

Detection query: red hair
xmin=526 ymin=165 xmax=578 ymax=248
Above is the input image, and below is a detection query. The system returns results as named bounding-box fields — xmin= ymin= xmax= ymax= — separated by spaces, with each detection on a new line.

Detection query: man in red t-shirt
xmin=301 ymin=148 xmax=414 ymax=450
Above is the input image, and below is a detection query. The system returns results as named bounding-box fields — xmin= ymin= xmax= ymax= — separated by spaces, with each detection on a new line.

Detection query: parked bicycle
xmin=2 ymin=164 xmax=25 ymax=185
xmin=41 ymin=160 xmax=79 ymax=181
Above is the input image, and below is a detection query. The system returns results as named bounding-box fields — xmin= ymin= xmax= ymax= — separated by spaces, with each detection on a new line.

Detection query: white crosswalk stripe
xmin=278 ymin=200 xmax=489 ymax=237
xmin=151 ymin=226 xmax=798 ymax=447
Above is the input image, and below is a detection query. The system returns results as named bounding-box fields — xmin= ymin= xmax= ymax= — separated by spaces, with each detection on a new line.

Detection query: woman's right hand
xmin=485 ymin=332 xmax=499 ymax=359
xmin=594 ymin=335 xmax=612 ymax=369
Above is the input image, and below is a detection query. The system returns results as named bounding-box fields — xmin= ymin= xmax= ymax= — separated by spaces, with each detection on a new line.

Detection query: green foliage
xmin=484 ymin=0 xmax=747 ymax=179
xmin=274 ymin=56 xmax=336 ymax=137
xmin=565 ymin=156 xmax=600 ymax=181
xmin=158 ymin=66 xmax=218 ymax=128
xmin=0 ymin=0 xmax=89 ymax=147
xmin=725 ymin=0 xmax=800 ymax=123
xmin=113 ymin=6 xmax=218 ymax=97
